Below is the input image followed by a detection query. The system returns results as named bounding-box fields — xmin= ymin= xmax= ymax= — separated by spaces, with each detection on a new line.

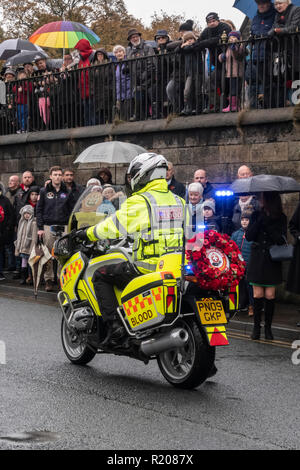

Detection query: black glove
xmin=74 ymin=229 xmax=89 ymax=243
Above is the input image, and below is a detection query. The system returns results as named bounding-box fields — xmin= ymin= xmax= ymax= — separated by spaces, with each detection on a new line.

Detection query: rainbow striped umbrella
xmin=29 ymin=21 xmax=100 ymax=49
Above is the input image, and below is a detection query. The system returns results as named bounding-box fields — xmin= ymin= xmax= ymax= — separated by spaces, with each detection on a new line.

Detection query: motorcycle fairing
xmin=60 ymin=252 xmax=86 ymax=301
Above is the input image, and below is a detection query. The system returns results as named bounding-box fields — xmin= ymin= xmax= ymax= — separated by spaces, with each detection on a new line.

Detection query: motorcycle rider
xmin=77 ymin=153 xmax=185 ymax=345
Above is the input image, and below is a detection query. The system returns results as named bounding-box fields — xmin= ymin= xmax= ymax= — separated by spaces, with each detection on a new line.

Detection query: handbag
xmin=269 ymin=236 xmax=294 ymax=262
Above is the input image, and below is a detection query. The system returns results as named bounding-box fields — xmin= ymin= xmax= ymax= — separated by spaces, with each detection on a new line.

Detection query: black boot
xmin=101 ymin=319 xmax=125 ymax=347
xmin=20 ymin=268 xmax=27 ymax=285
xmin=264 ymin=299 xmax=275 ymax=340
xmin=251 ymin=298 xmax=264 ymax=340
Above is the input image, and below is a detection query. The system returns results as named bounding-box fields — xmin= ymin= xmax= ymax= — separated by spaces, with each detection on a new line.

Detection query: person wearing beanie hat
xmin=179 ymin=19 xmax=194 ymax=33
xmin=245 ymin=0 xmax=276 ymax=109
xmin=205 ymin=12 xmax=220 ymax=25
xmin=4 ymin=69 xmax=16 ymax=82
xmin=203 ymin=200 xmax=221 ymax=232
xmin=231 ymin=212 xmax=254 ymax=316
xmin=179 ymin=32 xmax=198 ymax=116
xmin=218 ymin=30 xmax=246 ymax=113
xmin=182 ymin=32 xmax=197 ymax=43
xmin=151 ymin=29 xmax=171 ymax=118
xmin=179 ymin=12 xmax=232 ymax=113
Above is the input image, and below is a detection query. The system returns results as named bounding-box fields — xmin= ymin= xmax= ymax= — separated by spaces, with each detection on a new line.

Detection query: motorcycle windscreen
xmin=184 ymin=204 xmax=205 ymax=273
xmin=68 ymin=184 xmax=127 ymax=232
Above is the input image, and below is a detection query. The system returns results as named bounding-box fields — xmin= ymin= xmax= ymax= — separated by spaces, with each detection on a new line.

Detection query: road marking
xmin=227 ymin=332 xmax=293 ymax=349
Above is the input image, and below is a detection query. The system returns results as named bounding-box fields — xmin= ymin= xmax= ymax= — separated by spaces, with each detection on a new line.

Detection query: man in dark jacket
xmin=126 ymin=29 xmax=155 ymax=121
xmin=63 ymin=168 xmax=84 ymax=205
xmin=166 ymin=20 xmax=194 ymax=113
xmin=36 ymin=166 xmax=74 ymax=291
xmin=151 ymin=30 xmax=171 ymax=118
xmin=14 ymin=170 xmax=37 ymax=222
xmin=166 ymin=161 xmax=186 ymax=198
xmin=193 ymin=169 xmax=215 ymax=200
xmin=180 ymin=14 xmax=232 ymax=113
xmin=0 ymin=184 xmax=14 ymax=280
xmin=245 ymin=0 xmax=276 ymax=108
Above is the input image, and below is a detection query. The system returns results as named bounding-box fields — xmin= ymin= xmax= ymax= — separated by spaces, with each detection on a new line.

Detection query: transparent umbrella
xmin=74 ymin=141 xmax=147 ymax=165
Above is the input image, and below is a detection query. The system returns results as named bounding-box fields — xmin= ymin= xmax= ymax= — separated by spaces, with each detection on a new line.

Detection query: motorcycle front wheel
xmin=157 ymin=318 xmax=215 ymax=390
xmin=61 ymin=318 xmax=96 ymax=365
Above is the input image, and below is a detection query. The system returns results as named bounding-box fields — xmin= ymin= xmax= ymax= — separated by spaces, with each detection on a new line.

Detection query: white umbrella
xmin=74 ymin=141 xmax=147 ymax=165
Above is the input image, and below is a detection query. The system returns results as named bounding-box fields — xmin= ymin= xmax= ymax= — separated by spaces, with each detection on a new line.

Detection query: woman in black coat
xmin=287 ymin=201 xmax=300 ymax=294
xmin=0 ymin=188 xmax=14 ymax=279
xmin=246 ymin=192 xmax=287 ymax=340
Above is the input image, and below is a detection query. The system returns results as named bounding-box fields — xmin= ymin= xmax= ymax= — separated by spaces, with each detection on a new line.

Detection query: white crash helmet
xmin=128 ymin=153 xmax=168 ymax=192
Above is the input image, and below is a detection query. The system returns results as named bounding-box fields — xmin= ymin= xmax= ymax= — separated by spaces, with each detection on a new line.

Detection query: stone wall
xmin=0 ymin=108 xmax=299 ymax=302
xmin=0 ymin=107 xmax=299 ymax=220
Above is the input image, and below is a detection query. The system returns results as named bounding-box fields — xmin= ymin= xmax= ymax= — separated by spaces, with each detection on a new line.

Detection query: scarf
xmin=277 ymin=4 xmax=293 ymax=25
xmin=239 ymin=196 xmax=253 ymax=212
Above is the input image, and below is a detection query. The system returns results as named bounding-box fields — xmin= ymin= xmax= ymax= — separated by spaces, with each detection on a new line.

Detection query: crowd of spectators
xmin=0 ymin=159 xmax=299 ymax=340
xmin=1 ymin=0 xmax=300 ymax=134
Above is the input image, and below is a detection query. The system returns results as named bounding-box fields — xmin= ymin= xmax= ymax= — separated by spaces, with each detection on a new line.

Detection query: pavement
xmin=0 ymin=272 xmax=299 ymax=342
xmin=0 ymin=296 xmax=299 ymax=450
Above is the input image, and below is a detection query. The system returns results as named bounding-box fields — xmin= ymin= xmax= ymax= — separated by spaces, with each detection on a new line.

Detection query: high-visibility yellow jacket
xmin=86 ymin=179 xmax=185 ymax=273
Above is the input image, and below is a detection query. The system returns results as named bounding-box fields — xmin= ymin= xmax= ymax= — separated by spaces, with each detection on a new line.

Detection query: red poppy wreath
xmin=186 ymin=230 xmax=246 ymax=291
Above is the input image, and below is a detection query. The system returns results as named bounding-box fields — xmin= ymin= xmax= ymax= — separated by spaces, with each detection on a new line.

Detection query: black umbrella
xmin=5 ymin=50 xmax=49 ymax=67
xmin=0 ymin=39 xmax=44 ymax=61
xmin=230 ymin=174 xmax=300 ymax=195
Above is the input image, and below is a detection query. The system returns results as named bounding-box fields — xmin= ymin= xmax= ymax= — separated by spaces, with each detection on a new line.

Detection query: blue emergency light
xmin=215 ymin=190 xmax=234 ymax=197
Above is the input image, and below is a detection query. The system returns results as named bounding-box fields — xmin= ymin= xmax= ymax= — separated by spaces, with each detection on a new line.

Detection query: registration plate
xmin=196 ymin=300 xmax=227 ymax=325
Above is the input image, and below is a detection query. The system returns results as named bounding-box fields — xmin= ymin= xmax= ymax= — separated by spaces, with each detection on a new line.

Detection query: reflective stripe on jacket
xmin=86 ymin=179 xmax=185 ymax=273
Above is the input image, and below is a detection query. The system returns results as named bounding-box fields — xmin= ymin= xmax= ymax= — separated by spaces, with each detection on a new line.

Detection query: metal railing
xmin=0 ymin=33 xmax=300 ymax=136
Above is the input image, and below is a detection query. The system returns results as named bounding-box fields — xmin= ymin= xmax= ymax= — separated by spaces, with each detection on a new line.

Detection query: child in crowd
xmin=180 ymin=32 xmax=197 ymax=116
xmin=231 ymin=211 xmax=254 ymax=316
xmin=15 ymin=205 xmax=37 ymax=285
xmin=12 ymin=70 xmax=32 ymax=133
xmin=25 ymin=186 xmax=40 ymax=215
xmin=203 ymin=200 xmax=221 ymax=232
xmin=218 ymin=31 xmax=246 ymax=113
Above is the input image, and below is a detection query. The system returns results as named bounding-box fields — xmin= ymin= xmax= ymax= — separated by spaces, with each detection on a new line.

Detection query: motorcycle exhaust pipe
xmin=140 ymin=328 xmax=189 ymax=357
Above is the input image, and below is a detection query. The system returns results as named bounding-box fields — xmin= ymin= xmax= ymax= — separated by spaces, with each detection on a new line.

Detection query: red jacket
xmin=75 ymin=39 xmax=94 ymax=99
xmin=12 ymin=81 xmax=32 ymax=105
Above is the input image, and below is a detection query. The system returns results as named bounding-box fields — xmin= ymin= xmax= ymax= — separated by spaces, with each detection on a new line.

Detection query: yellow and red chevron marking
xmin=62 ymin=260 xmax=83 ymax=285
xmin=124 ymin=294 xmax=153 ymax=317
xmin=151 ymin=287 xmax=162 ymax=302
xmin=205 ymin=326 xmax=229 ymax=346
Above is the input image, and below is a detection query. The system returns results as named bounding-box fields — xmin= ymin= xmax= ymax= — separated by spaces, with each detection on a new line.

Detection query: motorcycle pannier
xmin=121 ymin=272 xmax=178 ymax=332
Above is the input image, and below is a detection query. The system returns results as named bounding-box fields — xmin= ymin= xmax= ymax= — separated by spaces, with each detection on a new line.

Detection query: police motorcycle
xmin=54 ymin=179 xmax=234 ymax=390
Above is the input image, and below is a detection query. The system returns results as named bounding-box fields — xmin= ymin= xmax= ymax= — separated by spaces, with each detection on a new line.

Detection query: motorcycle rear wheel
xmin=61 ymin=318 xmax=96 ymax=365
xmin=157 ymin=318 xmax=215 ymax=390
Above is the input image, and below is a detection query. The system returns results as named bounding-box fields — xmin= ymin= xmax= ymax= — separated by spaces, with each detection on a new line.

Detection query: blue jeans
xmin=83 ymin=98 xmax=95 ymax=126
xmin=17 ymin=104 xmax=28 ymax=131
